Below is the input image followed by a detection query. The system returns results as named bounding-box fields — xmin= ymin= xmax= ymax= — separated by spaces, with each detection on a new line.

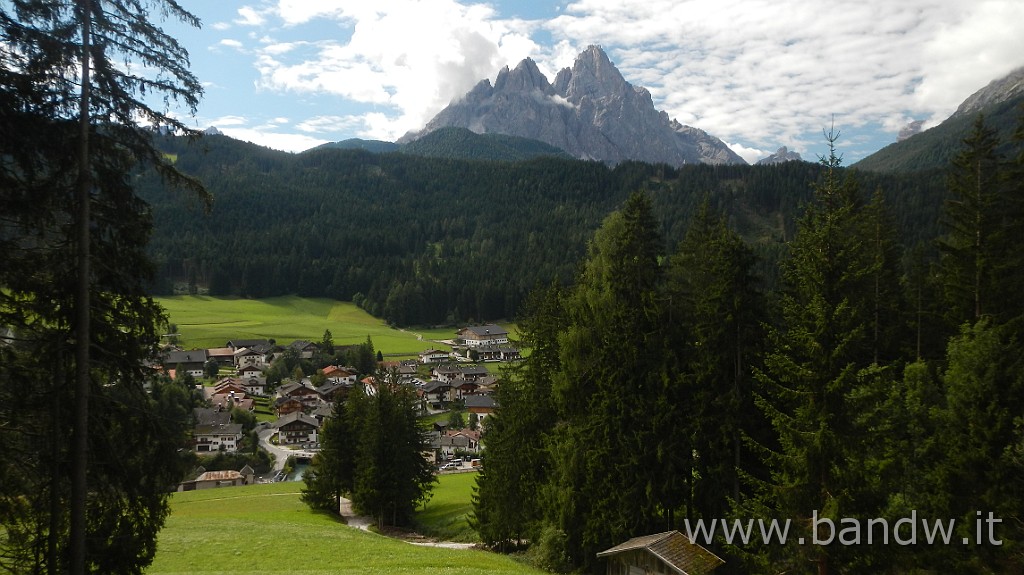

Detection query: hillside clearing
xmin=146 ymin=482 xmax=545 ymax=575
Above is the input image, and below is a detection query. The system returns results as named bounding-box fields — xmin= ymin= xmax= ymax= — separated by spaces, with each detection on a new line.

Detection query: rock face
xmin=400 ymin=45 xmax=746 ymax=166
xmin=951 ymin=65 xmax=1024 ymax=120
xmin=897 ymin=120 xmax=924 ymax=142
xmin=755 ymin=146 xmax=803 ymax=165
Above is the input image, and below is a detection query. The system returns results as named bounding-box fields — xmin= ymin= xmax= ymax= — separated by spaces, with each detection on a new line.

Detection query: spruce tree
xmin=1 ymin=1 xmax=204 ymax=573
xmin=937 ymin=115 xmax=1000 ymax=327
xmin=749 ymin=131 xmax=881 ymax=574
xmin=472 ymin=282 xmax=563 ymax=550
xmin=665 ymin=199 xmax=765 ymax=526
xmin=544 ymin=191 xmax=668 ymax=570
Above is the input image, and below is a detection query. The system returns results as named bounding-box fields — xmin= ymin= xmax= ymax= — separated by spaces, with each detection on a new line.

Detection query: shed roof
xmin=596 ymin=531 xmax=724 ymax=575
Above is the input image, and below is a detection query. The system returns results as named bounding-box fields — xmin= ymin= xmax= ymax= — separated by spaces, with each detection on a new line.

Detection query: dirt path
xmin=338 ymin=497 xmax=475 ymax=550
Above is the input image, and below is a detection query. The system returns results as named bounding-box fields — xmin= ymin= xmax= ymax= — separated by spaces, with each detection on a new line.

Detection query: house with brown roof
xmin=273 ymin=412 xmax=320 ymax=446
xmin=321 ymin=365 xmax=359 ymax=385
xmin=596 ymin=531 xmax=724 ymax=575
xmin=457 ymin=324 xmax=509 ymax=347
xmin=177 ymin=465 xmax=255 ymax=491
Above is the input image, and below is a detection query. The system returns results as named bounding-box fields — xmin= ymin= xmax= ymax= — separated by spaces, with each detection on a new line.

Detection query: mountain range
xmin=398 ymin=45 xmax=746 ymax=166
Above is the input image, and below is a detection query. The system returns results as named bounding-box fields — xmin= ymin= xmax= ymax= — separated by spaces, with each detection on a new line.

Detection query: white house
xmin=193 ymin=422 xmax=243 ymax=453
xmin=457 ymin=324 xmax=509 ymax=348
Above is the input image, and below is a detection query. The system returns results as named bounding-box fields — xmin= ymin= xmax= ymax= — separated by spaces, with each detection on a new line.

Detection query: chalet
xmin=163 ymin=349 xmax=208 ymax=377
xmin=321 ymin=365 xmax=359 ymax=385
xmin=226 ymin=338 xmax=271 ymax=351
xmin=311 ymin=403 xmax=334 ymax=425
xmin=431 ymin=364 xmax=462 ymax=383
xmin=498 ymin=346 xmax=522 ymax=361
xmin=451 ymin=378 xmax=479 ymax=399
xmin=274 ymin=412 xmax=320 ymax=446
xmin=432 ymin=430 xmax=481 ymax=459
xmin=177 ymin=466 xmax=255 ymax=492
xmin=206 ymin=379 xmax=246 ymax=400
xmin=596 ymin=531 xmax=724 ymax=575
xmin=207 ymin=347 xmax=235 ymax=367
xmin=233 ymin=347 xmax=264 ymax=368
xmin=194 ymin=407 xmax=230 ymax=427
xmin=193 ymin=422 xmax=243 ymax=453
xmin=418 ymin=348 xmax=451 ymax=364
xmin=277 ymin=380 xmax=322 ymax=410
xmin=457 ymin=324 xmax=509 ymax=348
xmin=288 ymin=339 xmax=318 ymax=359
xmin=316 ymin=381 xmax=350 ymax=402
xmin=471 ymin=344 xmax=502 ymax=361
xmin=459 ymin=365 xmax=490 ymax=382
xmin=465 ymin=394 xmax=497 ymax=420
xmin=421 ymin=380 xmax=454 ymax=404
xmin=273 ymin=396 xmax=303 ymax=417
xmin=241 ymin=376 xmax=267 ymax=396
xmin=238 ymin=364 xmax=265 ymax=378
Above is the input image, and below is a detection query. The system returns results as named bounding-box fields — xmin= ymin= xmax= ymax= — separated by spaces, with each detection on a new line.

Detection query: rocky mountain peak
xmin=756 ymin=146 xmax=803 ymax=165
xmin=952 ymin=65 xmax=1024 ymax=119
xmin=559 ymin=45 xmax=629 ymax=101
xmin=494 ymin=58 xmax=551 ymax=93
xmin=401 ymin=45 xmax=745 ymax=165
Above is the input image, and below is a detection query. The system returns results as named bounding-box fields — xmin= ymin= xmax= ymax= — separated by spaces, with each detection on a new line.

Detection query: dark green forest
xmin=472 ymin=119 xmax=1024 ymax=574
xmin=143 ymin=134 xmax=947 ymax=327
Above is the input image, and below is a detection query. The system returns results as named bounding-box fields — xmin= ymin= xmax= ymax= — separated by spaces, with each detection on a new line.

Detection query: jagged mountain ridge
xmin=756 ymin=146 xmax=803 ymax=165
xmin=854 ymin=64 xmax=1024 ymax=173
xmin=399 ymin=45 xmax=746 ymax=166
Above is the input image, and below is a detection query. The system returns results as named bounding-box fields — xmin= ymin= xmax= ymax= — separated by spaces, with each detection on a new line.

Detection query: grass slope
xmin=416 ymin=471 xmax=480 ymax=543
xmin=156 ymin=295 xmax=438 ymax=356
xmin=147 ymin=482 xmax=544 ymax=575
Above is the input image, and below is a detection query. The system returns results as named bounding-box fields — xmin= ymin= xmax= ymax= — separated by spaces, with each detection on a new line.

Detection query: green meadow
xmin=146 ymin=482 xmax=543 ymax=575
xmin=156 ymin=295 xmax=453 ymax=356
xmin=416 ymin=471 xmax=480 ymax=543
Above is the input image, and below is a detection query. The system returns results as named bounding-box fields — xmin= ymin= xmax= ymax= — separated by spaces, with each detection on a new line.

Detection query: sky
xmin=160 ymin=0 xmax=1024 ymax=164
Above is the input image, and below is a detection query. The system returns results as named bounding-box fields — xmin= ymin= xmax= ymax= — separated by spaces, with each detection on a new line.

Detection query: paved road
xmin=257 ymin=426 xmax=317 ymax=477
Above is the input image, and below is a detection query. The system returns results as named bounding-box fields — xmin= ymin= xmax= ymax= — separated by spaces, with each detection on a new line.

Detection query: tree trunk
xmin=70 ymin=1 xmax=93 ymax=573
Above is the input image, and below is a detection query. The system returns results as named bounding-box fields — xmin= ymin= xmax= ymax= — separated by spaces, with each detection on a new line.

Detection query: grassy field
xmin=416 ymin=471 xmax=480 ymax=542
xmin=146 ymin=482 xmax=544 ymax=575
xmin=157 ymin=295 xmax=440 ymax=356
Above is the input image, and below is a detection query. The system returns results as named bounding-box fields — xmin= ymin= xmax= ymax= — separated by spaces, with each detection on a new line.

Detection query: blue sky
xmin=162 ymin=1 xmax=1024 ymax=163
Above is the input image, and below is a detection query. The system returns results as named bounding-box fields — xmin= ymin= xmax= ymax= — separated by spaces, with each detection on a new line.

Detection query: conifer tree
xmin=472 ymin=282 xmax=563 ymax=550
xmin=1 ymin=2 xmax=204 ymax=573
xmin=937 ymin=115 xmax=1001 ymax=327
xmin=749 ymin=130 xmax=882 ymax=574
xmin=665 ymin=199 xmax=765 ymax=525
xmin=544 ymin=191 xmax=668 ymax=570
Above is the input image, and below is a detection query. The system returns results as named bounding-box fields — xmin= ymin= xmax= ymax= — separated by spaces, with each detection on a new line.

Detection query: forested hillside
xmin=143 ymin=134 xmax=945 ymax=326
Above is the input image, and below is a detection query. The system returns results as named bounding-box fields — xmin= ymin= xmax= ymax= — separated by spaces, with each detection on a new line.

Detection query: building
xmin=177 ymin=465 xmax=255 ymax=491
xmin=457 ymin=324 xmax=509 ymax=348
xmin=162 ymin=349 xmax=209 ymax=377
xmin=596 ymin=531 xmax=724 ymax=575
xmin=274 ymin=412 xmax=320 ymax=446
xmin=193 ymin=422 xmax=243 ymax=453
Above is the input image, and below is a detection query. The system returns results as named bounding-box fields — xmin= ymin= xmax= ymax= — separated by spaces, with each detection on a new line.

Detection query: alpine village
xmin=2 ymin=4 xmax=1024 ymax=575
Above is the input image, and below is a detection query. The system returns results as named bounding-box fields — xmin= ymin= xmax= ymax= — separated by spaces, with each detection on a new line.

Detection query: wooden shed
xmin=596 ymin=531 xmax=724 ymax=575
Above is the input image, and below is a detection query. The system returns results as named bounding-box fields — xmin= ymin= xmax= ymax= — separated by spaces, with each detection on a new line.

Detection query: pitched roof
xmin=596 ymin=531 xmax=724 ymax=575
xmin=163 ymin=349 xmax=208 ymax=366
xmin=459 ymin=324 xmax=508 ymax=337
xmin=193 ymin=407 xmax=231 ymax=426
xmin=465 ymin=394 xmax=496 ymax=409
xmin=273 ymin=411 xmax=320 ymax=429
xmin=194 ymin=423 xmax=243 ymax=436
xmin=227 ymin=338 xmax=270 ymax=349
xmin=196 ymin=470 xmax=243 ymax=482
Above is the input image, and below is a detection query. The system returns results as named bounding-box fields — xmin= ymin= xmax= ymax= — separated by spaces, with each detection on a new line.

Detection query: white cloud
xmin=235 ymin=6 xmax=266 ymax=27
xmin=725 ymin=142 xmax=768 ymax=165
xmin=217 ymin=39 xmax=244 ymax=50
xmin=194 ymin=0 xmax=1024 ymax=155
xmin=252 ymin=0 xmax=541 ymax=140
xmin=296 ymin=115 xmax=364 ymax=134
xmin=218 ymin=126 xmax=327 ymax=153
